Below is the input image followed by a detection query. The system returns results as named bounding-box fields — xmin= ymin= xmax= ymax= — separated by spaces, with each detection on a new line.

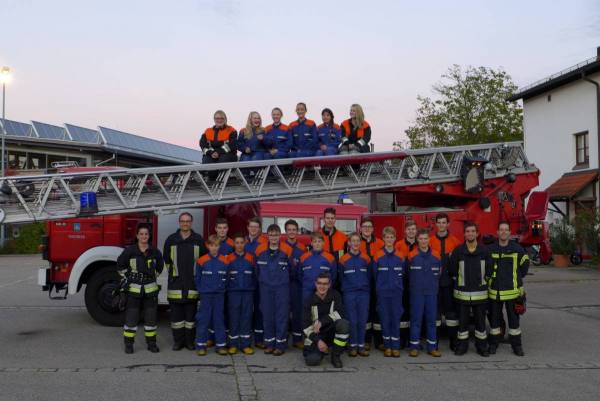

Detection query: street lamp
xmin=0 ymin=66 xmax=10 ymax=247
xmin=0 ymin=66 xmax=11 ymax=178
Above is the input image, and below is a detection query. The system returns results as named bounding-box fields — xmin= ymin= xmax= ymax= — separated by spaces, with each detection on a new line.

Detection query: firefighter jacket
xmin=360 ymin=235 xmax=384 ymax=259
xmin=227 ymin=252 xmax=256 ymax=292
xmin=448 ymin=243 xmax=491 ymax=304
xmin=288 ymin=118 xmax=318 ymax=151
xmin=429 ymin=232 xmax=461 ymax=287
xmin=200 ymin=125 xmax=238 ymax=156
xmin=218 ymin=237 xmax=235 ymax=256
xmin=195 ymin=254 xmax=228 ymax=294
xmin=302 ymin=289 xmax=346 ymax=345
xmin=298 ymin=250 xmax=337 ymax=293
xmin=117 ymin=244 xmax=164 ymax=298
xmin=487 ymin=241 xmax=529 ymax=301
xmin=407 ymin=248 xmax=442 ymax=296
xmin=340 ymin=119 xmax=371 ymax=148
xmin=255 ymin=243 xmax=293 ymax=287
xmin=373 ymin=248 xmax=406 ymax=296
xmin=265 ymin=123 xmax=293 ymax=153
xmin=317 ymin=123 xmax=342 ymax=148
xmin=238 ymin=128 xmax=269 ymax=154
xmin=284 ymin=239 xmax=306 ymax=283
xmin=339 ymin=251 xmax=371 ymax=293
xmin=163 ymin=230 xmax=206 ymax=302
xmin=321 ymin=226 xmax=347 ymax=261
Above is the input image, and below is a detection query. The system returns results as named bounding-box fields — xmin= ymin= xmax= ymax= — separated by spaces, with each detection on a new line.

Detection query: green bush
xmin=573 ymin=209 xmax=600 ymax=259
xmin=549 ymin=220 xmax=576 ymax=255
xmin=0 ymin=223 xmax=46 ymax=254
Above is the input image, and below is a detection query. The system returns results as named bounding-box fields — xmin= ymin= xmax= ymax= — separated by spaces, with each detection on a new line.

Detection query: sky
xmin=1 ymin=0 xmax=599 ymax=152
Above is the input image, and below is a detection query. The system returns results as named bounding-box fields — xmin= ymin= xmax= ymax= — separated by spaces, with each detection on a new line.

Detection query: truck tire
xmin=84 ymin=267 xmax=125 ymax=327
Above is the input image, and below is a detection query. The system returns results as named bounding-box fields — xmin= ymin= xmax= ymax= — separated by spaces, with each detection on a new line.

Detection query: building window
xmin=575 ymin=132 xmax=589 ymax=166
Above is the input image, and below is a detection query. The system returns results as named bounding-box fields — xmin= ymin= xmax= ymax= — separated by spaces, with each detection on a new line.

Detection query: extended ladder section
xmin=0 ymin=142 xmax=536 ymax=224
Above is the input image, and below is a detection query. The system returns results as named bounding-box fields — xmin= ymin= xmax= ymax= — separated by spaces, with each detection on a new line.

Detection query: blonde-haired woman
xmin=200 ymin=110 xmax=238 ymax=164
xmin=340 ymin=104 xmax=372 ymax=154
xmin=238 ymin=111 xmax=270 ymax=161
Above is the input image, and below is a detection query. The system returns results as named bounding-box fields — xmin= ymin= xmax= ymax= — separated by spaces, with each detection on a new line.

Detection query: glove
xmin=514 ymin=295 xmax=526 ymax=315
xmin=111 ymin=277 xmax=128 ymax=312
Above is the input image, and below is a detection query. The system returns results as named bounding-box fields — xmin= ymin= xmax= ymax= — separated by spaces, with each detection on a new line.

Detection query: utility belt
xmin=127 ymin=271 xmax=156 ymax=284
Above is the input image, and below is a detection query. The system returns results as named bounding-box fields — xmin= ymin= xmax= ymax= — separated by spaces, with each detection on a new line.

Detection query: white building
xmin=508 ymin=48 xmax=600 ymax=220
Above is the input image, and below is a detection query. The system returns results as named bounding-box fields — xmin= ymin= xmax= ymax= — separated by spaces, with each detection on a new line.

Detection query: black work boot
xmin=331 ymin=351 xmax=343 ymax=368
xmin=512 ymin=345 xmax=525 ymax=357
xmin=124 ymin=339 xmax=134 ymax=354
xmin=172 ymin=328 xmax=184 ymax=351
xmin=477 ymin=347 xmax=490 ymax=357
xmin=488 ymin=343 xmax=497 ymax=355
xmin=147 ymin=339 xmax=160 ymax=353
xmin=184 ymin=328 xmax=196 ymax=351
xmin=449 ymin=337 xmax=457 ymax=352
xmin=454 ymin=341 xmax=468 ymax=356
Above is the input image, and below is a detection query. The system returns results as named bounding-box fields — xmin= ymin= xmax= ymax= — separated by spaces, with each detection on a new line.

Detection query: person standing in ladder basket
xmin=339 ymin=104 xmax=371 ymax=154
xmin=265 ymin=107 xmax=292 ymax=159
xmin=118 ymin=223 xmax=164 ymax=354
xmin=163 ymin=212 xmax=207 ymax=351
xmin=200 ymin=110 xmax=238 ymax=180
xmin=448 ymin=222 xmax=491 ymax=357
xmin=288 ymin=102 xmax=318 ymax=158
xmin=487 ymin=221 xmax=529 ymax=356
xmin=316 ymin=108 xmax=342 ymax=156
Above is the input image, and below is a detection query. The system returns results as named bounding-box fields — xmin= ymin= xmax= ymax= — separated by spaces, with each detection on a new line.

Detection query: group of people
xmin=117 ymin=208 xmax=529 ymax=368
xmin=199 ymin=103 xmax=372 ymax=165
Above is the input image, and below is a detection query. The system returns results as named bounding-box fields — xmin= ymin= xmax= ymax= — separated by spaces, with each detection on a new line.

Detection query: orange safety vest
xmin=341 ymin=119 xmax=370 ymax=138
xmin=204 ymin=126 xmax=235 ymax=142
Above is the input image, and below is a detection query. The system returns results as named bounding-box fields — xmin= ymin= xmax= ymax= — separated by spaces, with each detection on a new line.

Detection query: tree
xmin=397 ymin=65 xmax=523 ymax=149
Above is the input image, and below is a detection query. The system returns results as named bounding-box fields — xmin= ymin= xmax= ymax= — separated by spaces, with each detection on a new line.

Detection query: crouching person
xmin=118 ymin=223 xmax=164 ymax=354
xmin=303 ymin=273 xmax=350 ymax=368
xmin=195 ymin=235 xmax=228 ymax=356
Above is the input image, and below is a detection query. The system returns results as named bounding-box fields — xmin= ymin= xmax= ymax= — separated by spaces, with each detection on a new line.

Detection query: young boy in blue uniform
xmin=339 ymin=232 xmax=371 ymax=357
xmin=227 ymin=233 xmax=256 ymax=355
xmin=373 ymin=226 xmax=405 ymax=357
xmin=407 ymin=229 xmax=442 ymax=357
xmin=298 ymin=232 xmax=337 ymax=303
xmin=255 ymin=224 xmax=293 ymax=355
xmin=195 ymin=235 xmax=228 ymax=356
xmin=284 ymin=219 xmax=308 ymax=349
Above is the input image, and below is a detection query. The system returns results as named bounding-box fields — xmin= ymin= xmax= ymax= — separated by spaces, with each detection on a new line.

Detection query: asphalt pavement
xmin=1 ymin=255 xmax=599 ymax=401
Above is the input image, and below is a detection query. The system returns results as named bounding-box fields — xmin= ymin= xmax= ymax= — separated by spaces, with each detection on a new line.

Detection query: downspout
xmin=582 ymin=74 xmax=600 ymax=208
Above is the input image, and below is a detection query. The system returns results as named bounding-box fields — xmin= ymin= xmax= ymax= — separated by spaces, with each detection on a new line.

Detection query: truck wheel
xmin=84 ymin=267 xmax=125 ymax=327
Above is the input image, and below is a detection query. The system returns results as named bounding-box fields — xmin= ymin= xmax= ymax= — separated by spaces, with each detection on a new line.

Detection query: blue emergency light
xmin=79 ymin=191 xmax=98 ymax=215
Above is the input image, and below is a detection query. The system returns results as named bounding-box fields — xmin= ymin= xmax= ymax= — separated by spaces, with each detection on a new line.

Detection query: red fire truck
xmin=25 ymin=142 xmax=550 ymax=326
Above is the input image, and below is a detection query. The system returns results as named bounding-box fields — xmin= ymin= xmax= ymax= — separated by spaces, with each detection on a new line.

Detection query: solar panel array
xmin=0 ymin=118 xmax=202 ymax=163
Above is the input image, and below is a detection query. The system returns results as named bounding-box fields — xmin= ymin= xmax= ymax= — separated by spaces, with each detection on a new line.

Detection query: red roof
xmin=546 ymin=171 xmax=598 ymax=200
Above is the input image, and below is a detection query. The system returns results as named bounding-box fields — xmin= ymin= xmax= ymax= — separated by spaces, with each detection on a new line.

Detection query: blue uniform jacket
xmin=244 ymin=235 xmax=267 ymax=255
xmin=227 ymin=252 xmax=256 ymax=292
xmin=339 ymin=250 xmax=371 ymax=293
xmin=255 ymin=243 xmax=293 ymax=287
xmin=317 ymin=123 xmax=342 ymax=148
xmin=298 ymin=250 xmax=337 ymax=293
xmin=195 ymin=253 xmax=228 ymax=294
xmin=238 ymin=128 xmax=269 ymax=153
xmin=284 ymin=240 xmax=306 ymax=283
xmin=265 ymin=123 xmax=293 ymax=153
xmin=288 ymin=119 xmax=318 ymax=151
xmin=407 ymin=248 xmax=442 ymax=295
xmin=373 ymin=248 xmax=406 ymax=296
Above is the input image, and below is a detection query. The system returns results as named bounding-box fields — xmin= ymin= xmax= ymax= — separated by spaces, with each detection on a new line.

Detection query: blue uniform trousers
xmin=409 ymin=293 xmax=438 ymax=352
xmin=289 ymin=149 xmax=315 ymax=158
xmin=227 ymin=291 xmax=254 ymax=349
xmin=377 ymin=293 xmax=403 ymax=350
xmin=240 ymin=151 xmax=271 ymax=162
xmin=290 ymin=280 xmax=304 ymax=343
xmin=253 ymin=289 xmax=263 ymax=345
xmin=260 ymin=284 xmax=290 ymax=350
xmin=196 ymin=293 xmax=226 ymax=349
xmin=344 ymin=290 xmax=370 ymax=349
xmin=315 ymin=146 xmax=338 ymax=156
